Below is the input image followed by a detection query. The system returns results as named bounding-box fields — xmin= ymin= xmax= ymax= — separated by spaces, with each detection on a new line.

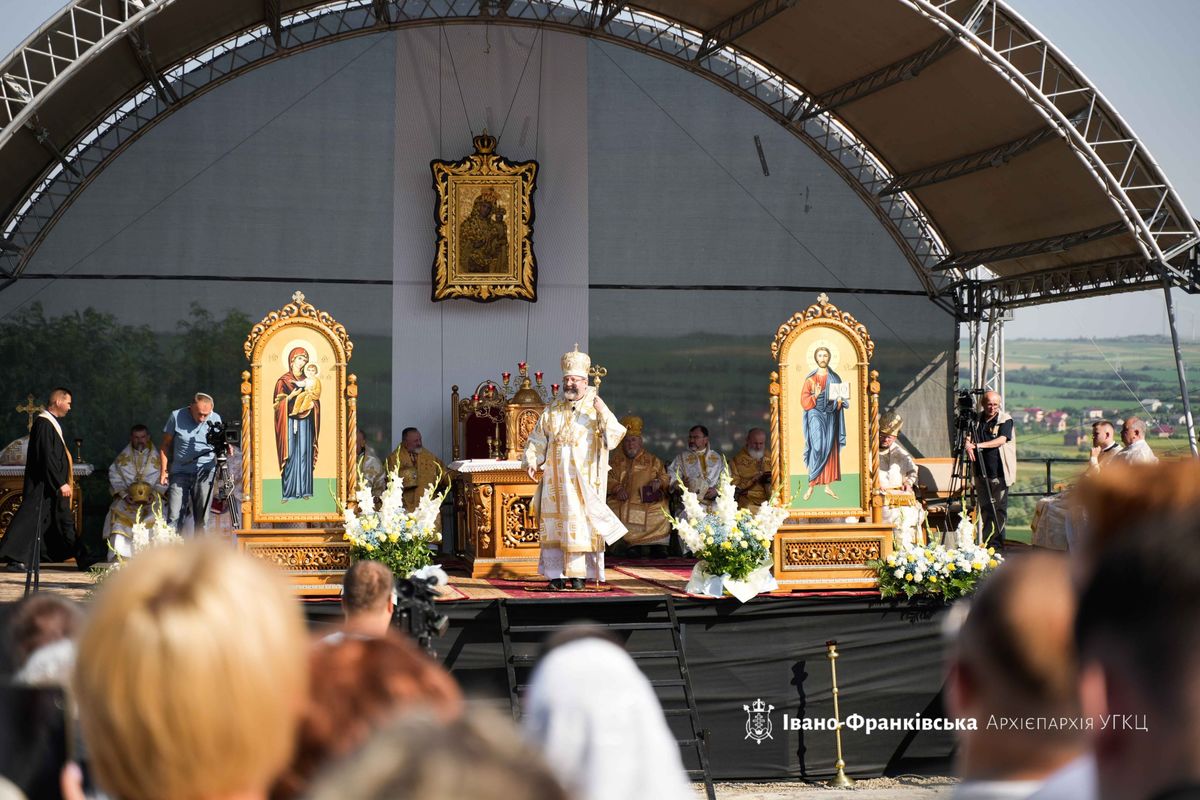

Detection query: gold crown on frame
xmin=561 ymin=343 xmax=590 ymax=379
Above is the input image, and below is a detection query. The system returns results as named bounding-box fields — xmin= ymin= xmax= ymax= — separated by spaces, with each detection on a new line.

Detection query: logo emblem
xmin=743 ymin=698 xmax=774 ymax=744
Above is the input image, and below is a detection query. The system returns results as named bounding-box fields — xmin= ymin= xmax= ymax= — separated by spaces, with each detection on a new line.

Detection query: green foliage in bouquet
xmin=341 ymin=465 xmax=447 ymax=578
xmin=869 ymin=541 xmax=1003 ymax=601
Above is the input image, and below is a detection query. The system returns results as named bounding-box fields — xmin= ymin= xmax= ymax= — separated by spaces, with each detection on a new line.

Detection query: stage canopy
xmin=0 ymin=0 xmax=1196 ymax=491
xmin=1 ymin=0 xmax=1196 ymax=308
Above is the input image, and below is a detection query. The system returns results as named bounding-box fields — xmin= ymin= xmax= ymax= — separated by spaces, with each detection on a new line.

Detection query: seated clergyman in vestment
xmin=524 ymin=344 xmax=627 ymax=589
xmin=730 ymin=427 xmax=771 ymax=510
xmin=356 ymin=430 xmax=386 ymax=496
xmin=667 ymin=424 xmax=726 ymax=510
xmin=607 ymin=416 xmax=670 ymax=557
xmin=878 ymin=411 xmax=924 ymax=546
xmin=103 ymin=424 xmax=166 ymax=559
xmin=385 ymin=427 xmax=448 ymax=521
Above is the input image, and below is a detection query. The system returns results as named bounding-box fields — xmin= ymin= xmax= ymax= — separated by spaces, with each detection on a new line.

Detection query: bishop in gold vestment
xmin=524 ymin=345 xmax=626 ymax=586
xmin=607 ymin=416 xmax=670 ymax=549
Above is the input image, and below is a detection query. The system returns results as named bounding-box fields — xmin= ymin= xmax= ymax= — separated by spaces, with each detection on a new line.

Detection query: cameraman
xmin=964 ymin=391 xmax=1016 ymax=550
xmin=159 ymin=392 xmax=223 ymax=533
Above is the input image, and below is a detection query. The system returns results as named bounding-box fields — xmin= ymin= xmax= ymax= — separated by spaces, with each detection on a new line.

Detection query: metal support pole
xmin=1159 ymin=269 xmax=1199 ymax=457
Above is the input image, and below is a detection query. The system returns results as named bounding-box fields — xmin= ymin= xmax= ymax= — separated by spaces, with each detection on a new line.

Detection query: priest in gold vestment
xmin=524 ymin=345 xmax=627 ymax=589
xmin=730 ymin=427 xmax=771 ymax=509
xmin=385 ymin=427 xmax=448 ymax=517
xmin=607 ymin=416 xmax=670 ymax=555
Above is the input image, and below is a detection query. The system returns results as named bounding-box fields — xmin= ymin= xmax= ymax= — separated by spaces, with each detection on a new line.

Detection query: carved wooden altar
xmin=451 ymin=461 xmax=541 ymax=578
xmin=235 ymin=292 xmax=358 ymax=596
xmin=768 ymin=295 xmax=892 ymax=590
xmin=449 ymin=363 xmax=556 ymax=578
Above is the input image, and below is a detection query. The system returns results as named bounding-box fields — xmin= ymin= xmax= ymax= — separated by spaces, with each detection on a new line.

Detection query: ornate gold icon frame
xmin=431 ymin=133 xmax=538 ymax=303
xmin=241 ymin=291 xmax=358 ymax=525
xmin=769 ymin=294 xmax=881 ymax=521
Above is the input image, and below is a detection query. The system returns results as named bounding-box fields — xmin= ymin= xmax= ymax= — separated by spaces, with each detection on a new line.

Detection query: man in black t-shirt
xmin=964 ymin=391 xmax=1015 ymax=550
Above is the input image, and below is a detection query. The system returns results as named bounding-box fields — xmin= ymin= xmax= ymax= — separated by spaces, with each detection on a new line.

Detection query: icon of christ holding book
xmin=800 ymin=346 xmax=849 ymax=501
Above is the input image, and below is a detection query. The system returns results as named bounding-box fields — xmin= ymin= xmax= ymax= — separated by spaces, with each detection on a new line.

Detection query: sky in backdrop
xmin=1 ymin=0 xmax=1197 ymax=340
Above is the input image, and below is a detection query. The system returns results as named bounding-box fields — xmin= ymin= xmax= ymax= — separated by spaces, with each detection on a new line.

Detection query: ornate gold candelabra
xmin=457 ymin=362 xmax=559 ymax=460
xmin=826 ymin=640 xmax=855 ymax=788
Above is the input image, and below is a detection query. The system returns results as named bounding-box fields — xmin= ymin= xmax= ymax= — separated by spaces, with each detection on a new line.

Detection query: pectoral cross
xmin=16 ymin=394 xmax=42 ymax=431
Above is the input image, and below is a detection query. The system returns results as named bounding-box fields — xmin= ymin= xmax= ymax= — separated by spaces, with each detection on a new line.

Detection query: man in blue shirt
xmin=158 ymin=392 xmax=223 ymax=532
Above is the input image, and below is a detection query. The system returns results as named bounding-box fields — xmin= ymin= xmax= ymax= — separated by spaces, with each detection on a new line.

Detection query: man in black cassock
xmin=0 ymin=387 xmax=79 ymax=571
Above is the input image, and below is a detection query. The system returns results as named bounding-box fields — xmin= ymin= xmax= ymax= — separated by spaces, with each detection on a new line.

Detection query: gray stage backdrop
xmin=1 ymin=25 xmax=953 ymax=489
xmin=391 ymin=27 xmax=589 ymax=461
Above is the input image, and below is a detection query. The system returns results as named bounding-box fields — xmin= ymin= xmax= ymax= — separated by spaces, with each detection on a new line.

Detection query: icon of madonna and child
xmin=274 ymin=346 xmax=322 ymax=502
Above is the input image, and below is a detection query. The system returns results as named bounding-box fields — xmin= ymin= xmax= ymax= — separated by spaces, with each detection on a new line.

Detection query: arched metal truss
xmin=0 ymin=0 xmax=1197 ymax=315
xmin=908 ymin=0 xmax=1200 ymax=304
xmin=0 ymin=0 xmax=961 ymax=301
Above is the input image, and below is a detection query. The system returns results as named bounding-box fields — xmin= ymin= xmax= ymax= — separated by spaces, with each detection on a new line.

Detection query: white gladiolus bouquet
xmin=342 ymin=465 xmax=447 ymax=577
xmin=671 ymin=470 xmax=789 ymax=602
xmin=93 ymin=498 xmax=183 ymax=586
xmin=129 ymin=499 xmax=182 ymax=553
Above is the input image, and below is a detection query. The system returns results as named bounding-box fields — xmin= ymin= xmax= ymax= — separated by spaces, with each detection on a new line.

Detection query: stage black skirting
xmin=386 ymin=595 xmax=957 ymax=780
xmin=0 ymin=594 xmax=955 ymax=781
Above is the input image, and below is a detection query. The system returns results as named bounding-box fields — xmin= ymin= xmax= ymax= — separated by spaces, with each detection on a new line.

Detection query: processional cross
xmin=16 ymin=394 xmax=42 ymax=431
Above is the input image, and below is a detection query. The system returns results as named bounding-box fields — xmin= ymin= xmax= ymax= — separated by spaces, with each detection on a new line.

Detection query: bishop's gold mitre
xmin=561 ymin=343 xmax=590 ymax=379
xmin=881 ymin=410 xmax=904 ymax=437
xmin=620 ymin=416 xmax=644 ymax=436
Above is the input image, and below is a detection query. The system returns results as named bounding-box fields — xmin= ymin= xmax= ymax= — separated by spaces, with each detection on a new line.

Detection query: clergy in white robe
xmin=878 ymin=412 xmax=924 ymax=546
xmin=667 ymin=425 xmax=726 ymax=510
xmin=524 ymin=345 xmax=627 ymax=587
xmin=102 ymin=425 xmax=166 ymax=559
xmin=355 ymin=430 xmax=387 ymax=497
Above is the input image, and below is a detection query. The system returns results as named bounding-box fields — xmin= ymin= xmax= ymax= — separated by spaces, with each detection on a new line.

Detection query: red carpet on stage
xmin=0 ymin=557 xmax=881 ymax=603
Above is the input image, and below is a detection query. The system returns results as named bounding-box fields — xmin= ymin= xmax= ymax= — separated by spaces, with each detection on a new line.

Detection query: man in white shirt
xmin=324 ymin=559 xmax=395 ymax=644
xmin=1114 ymin=417 xmax=1157 ymax=464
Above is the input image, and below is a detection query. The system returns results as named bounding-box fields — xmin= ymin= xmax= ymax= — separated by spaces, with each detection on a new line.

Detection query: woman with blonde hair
xmin=66 ymin=541 xmax=308 ymax=800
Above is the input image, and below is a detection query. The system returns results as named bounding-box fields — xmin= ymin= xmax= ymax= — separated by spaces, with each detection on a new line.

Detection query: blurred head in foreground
xmin=272 ymin=633 xmax=463 ymax=800
xmin=304 ymin=709 xmax=566 ymax=800
xmin=339 ymin=559 xmax=395 ymax=638
xmin=1076 ymin=495 xmax=1200 ymax=800
xmin=523 ymin=630 xmax=695 ymax=800
xmin=73 ymin=542 xmax=307 ymax=800
xmin=946 ymin=551 xmax=1084 ymax=785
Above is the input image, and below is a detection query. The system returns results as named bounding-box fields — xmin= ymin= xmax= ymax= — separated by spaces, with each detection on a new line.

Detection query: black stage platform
xmin=310 ymin=593 xmax=956 ymax=780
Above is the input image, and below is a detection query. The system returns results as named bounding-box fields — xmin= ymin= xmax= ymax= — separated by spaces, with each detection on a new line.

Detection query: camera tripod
xmin=946 ymin=392 xmax=1003 ymax=547
xmin=201 ymin=449 xmax=241 ymax=531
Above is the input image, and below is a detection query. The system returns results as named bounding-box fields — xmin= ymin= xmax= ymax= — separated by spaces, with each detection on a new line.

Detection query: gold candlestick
xmin=826 ymin=640 xmax=855 ymax=788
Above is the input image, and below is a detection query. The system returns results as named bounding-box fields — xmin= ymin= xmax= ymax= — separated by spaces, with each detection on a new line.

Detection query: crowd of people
xmin=1 ymin=547 xmax=697 ymax=800
xmin=2 ymin=458 xmax=1197 ymax=800
xmin=944 ymin=457 xmax=1199 ymax=800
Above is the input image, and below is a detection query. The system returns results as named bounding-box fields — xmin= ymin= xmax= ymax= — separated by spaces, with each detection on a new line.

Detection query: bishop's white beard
xmin=748 ymin=448 xmax=765 ymax=461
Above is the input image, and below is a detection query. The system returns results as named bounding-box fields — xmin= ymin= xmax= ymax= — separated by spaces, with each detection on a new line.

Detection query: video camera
xmin=956 ymin=389 xmax=989 ymax=426
xmin=392 ymin=574 xmax=449 ymax=656
xmin=205 ymin=419 xmax=241 ymax=449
